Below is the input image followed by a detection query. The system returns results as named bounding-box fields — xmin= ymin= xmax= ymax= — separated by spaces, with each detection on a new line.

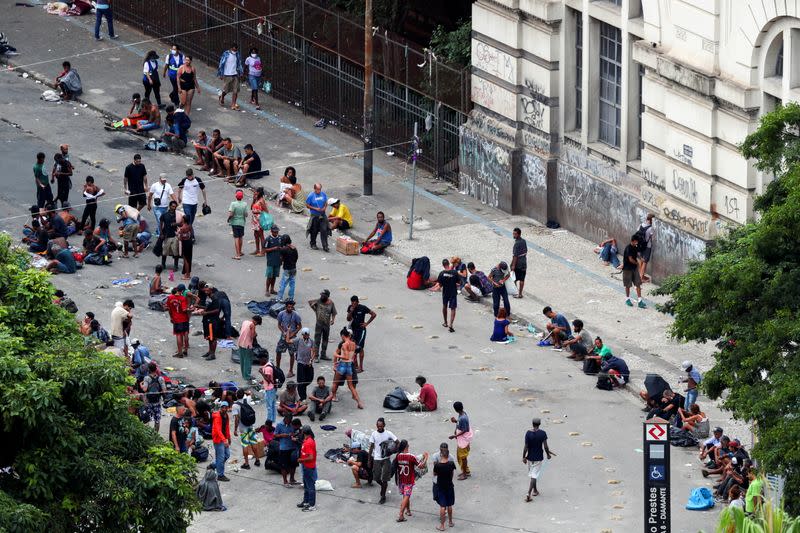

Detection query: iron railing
xmin=112 ymin=0 xmax=470 ymax=182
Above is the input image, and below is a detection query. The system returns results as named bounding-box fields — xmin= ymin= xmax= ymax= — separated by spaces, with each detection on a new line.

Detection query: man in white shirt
xmin=368 ymin=417 xmax=398 ymax=504
xmin=216 ymin=43 xmax=243 ymax=110
xmin=147 ymin=173 xmax=176 ymax=236
xmin=110 ymin=299 xmax=135 ymax=356
xmin=177 ymin=168 xmax=207 ymax=227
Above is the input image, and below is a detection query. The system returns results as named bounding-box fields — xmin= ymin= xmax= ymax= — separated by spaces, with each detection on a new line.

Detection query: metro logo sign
xmin=646 ymin=424 xmax=667 ymax=441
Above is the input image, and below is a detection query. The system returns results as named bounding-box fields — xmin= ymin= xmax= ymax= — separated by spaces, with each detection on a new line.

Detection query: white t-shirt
xmin=245 ymin=55 xmax=262 ymax=77
xmin=143 ymin=59 xmax=158 ymax=76
xmin=223 ymin=53 xmax=238 ymax=76
xmin=369 ymin=429 xmax=397 ymax=460
xmin=149 ymin=181 xmax=174 ymax=204
xmin=178 ymin=176 xmax=204 ymax=205
xmin=110 ymin=305 xmax=130 ymax=338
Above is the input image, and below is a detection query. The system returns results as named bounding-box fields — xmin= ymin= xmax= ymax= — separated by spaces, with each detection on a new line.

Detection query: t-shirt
xmin=491 ymin=318 xmax=510 ymax=341
xmin=110 ymin=305 xmax=129 ymax=338
xmin=745 ymin=477 xmax=763 ymax=513
xmin=330 ymin=204 xmax=353 ymax=227
xmin=55 ymin=249 xmax=77 ymax=273
xmin=149 ymin=181 xmax=173 ymax=205
xmin=178 ymin=176 xmax=205 ymax=205
xmin=275 ymin=421 xmax=294 ymax=450
xmin=170 ymin=416 xmax=188 ymax=450
xmin=551 ymin=313 xmax=572 ymax=336
xmin=437 ymin=269 xmax=459 ymax=299
xmin=228 ymin=200 xmax=247 ymax=227
xmin=305 ymin=191 xmax=328 ymax=214
xmin=622 ymin=244 xmax=638 ymax=271
xmin=310 ymin=299 xmax=336 ymax=325
xmin=469 ymin=271 xmax=493 ymax=295
xmin=295 ymin=337 xmax=314 ymax=365
xmin=124 ymin=163 xmax=147 ymax=194
xmin=349 ymin=304 xmax=371 ymax=331
xmin=396 ymin=452 xmax=421 ymax=486
xmin=166 ymin=293 xmax=189 ymax=323
xmin=513 ymin=237 xmax=528 ymax=269
xmin=525 ymin=429 xmax=548 ymax=461
xmin=642 ymin=223 xmax=654 ymax=249
xmin=202 ymin=294 xmax=220 ymax=321
xmin=277 ymin=310 xmax=301 ymax=335
xmin=231 ymin=400 xmax=253 ymax=431
xmin=265 ymin=234 xmax=283 ymax=266
xmin=433 ymin=459 xmax=457 ymax=489
xmin=489 ymin=266 xmax=509 ymax=285
xmin=281 ymin=247 xmax=298 ymax=270
xmin=574 ymin=329 xmax=592 ymax=349
xmin=244 ymin=152 xmax=264 ymax=179
xmin=34 ymin=163 xmax=49 ymax=186
xmin=260 ymin=363 xmax=274 ymax=391
xmin=369 ymin=429 xmax=397 ymax=460
xmin=238 ymin=319 xmax=256 ymax=348
xmin=300 ymin=437 xmax=317 ymax=469
xmin=278 ymin=388 xmax=299 ymax=407
xmin=354 ymin=449 xmax=369 ymax=466
xmin=456 ymin=413 xmax=470 ymax=433
xmin=310 ymin=385 xmax=330 ymax=403
xmin=223 ymin=52 xmax=238 ymax=76
xmin=244 ymin=55 xmax=262 ymax=76
xmin=160 ymin=210 xmax=178 ymax=238
xmin=49 ymin=215 xmax=69 ymax=238
xmin=419 ymin=383 xmax=437 ymax=411
xmin=216 ymin=144 xmax=242 ymax=160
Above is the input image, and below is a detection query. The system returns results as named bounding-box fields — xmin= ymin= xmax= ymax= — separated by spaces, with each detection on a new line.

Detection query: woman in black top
xmin=433 ymin=443 xmax=457 ymax=530
xmin=177 ymin=56 xmax=200 ymax=115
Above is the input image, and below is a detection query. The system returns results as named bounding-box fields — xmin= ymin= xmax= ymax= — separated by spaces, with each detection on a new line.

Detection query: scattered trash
xmin=319 ymin=276 xmax=329 ymax=280
xmin=493 ymin=376 xmax=509 ymax=381
xmin=607 ymin=480 xmax=621 ymax=485
xmin=479 ymin=347 xmax=494 ymax=354
xmin=581 ymin=442 xmax=592 ymax=447
xmin=301 ymin=267 xmax=313 ymax=272
xmin=461 ymin=355 xmax=472 ymax=359
xmin=428 ymin=335 xmax=439 ymax=339
xmin=411 ymin=325 xmax=423 ymax=329
xmin=612 ymin=504 xmax=624 ymax=509
xmin=593 ymin=455 xmax=605 ymax=460
xmin=393 ymin=315 xmax=405 ymax=320
xmin=568 ymin=432 xmax=580 ymax=436
xmin=540 ymin=409 xmax=551 ymax=414
xmin=634 ymin=448 xmax=643 ymax=453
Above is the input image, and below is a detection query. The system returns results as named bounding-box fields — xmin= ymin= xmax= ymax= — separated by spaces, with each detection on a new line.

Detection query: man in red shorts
xmin=166 ymin=284 xmax=190 ymax=358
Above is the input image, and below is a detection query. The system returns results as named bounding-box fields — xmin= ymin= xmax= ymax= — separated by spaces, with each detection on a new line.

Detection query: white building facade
xmin=461 ymin=0 xmax=798 ymax=278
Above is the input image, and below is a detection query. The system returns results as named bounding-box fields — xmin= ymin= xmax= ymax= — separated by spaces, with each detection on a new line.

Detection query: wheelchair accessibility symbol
xmin=649 ymin=464 xmax=665 ymax=481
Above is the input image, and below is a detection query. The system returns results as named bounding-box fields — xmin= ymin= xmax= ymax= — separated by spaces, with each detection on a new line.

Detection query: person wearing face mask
xmin=142 ymin=50 xmax=163 ymax=108
xmin=163 ymin=44 xmax=184 ymax=106
xmin=244 ymin=47 xmax=263 ymax=110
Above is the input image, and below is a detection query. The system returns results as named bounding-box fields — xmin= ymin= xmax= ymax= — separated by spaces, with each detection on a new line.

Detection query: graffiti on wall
xmin=470 ymin=112 xmax=515 ymax=144
xmin=521 ymin=129 xmax=552 ymax=157
xmin=473 ymin=42 xmax=515 ymax=83
xmin=655 ymin=219 xmax=706 ymax=264
xmin=561 ymin=146 xmax=641 ymax=196
xmin=642 ymin=168 xmax=666 ymax=191
xmin=459 ymin=127 xmax=512 ymax=208
xmin=522 ymin=153 xmax=547 ymax=192
xmin=520 ymin=79 xmax=546 ymax=129
xmin=472 ymin=76 xmax=516 ymax=118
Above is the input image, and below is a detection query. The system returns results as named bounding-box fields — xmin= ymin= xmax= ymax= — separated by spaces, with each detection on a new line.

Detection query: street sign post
xmin=644 ymin=422 xmax=670 ymax=533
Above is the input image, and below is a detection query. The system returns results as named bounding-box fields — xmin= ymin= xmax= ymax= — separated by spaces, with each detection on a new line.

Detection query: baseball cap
xmin=713 ymin=427 xmax=723 ymax=433
xmin=499 ymin=261 xmax=508 ymax=269
xmin=327 ymin=197 xmax=339 ymax=205
xmin=159 ymin=172 xmax=167 ymax=180
xmin=320 ymin=289 xmax=331 ymax=297
xmin=301 ymin=327 xmax=310 ymax=335
xmin=270 ymin=224 xmax=279 ymax=230
xmin=219 ymin=401 xmax=229 ymax=407
xmin=130 ymin=338 xmax=140 ymax=346
xmin=176 ymin=283 xmax=186 ymax=291
xmin=681 ymin=360 xmax=692 ymax=371
xmin=351 ymin=440 xmax=362 ymax=448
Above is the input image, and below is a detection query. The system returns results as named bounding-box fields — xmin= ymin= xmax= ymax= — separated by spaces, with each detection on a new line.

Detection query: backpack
xmin=237 ymin=400 xmax=256 ymax=426
xmin=60 ymin=297 xmax=78 ymax=314
xmin=271 ymin=363 xmax=286 ymax=389
xmin=634 ymin=224 xmax=649 ymax=252
xmin=192 ymin=445 xmax=209 ymax=462
xmin=145 ymin=375 xmax=163 ymax=403
xmin=596 ymin=375 xmax=614 ymax=391
xmin=382 ymin=387 xmax=410 ymax=410
xmin=259 ymin=211 xmax=274 ymax=231
xmin=268 ymin=302 xmax=285 ymax=319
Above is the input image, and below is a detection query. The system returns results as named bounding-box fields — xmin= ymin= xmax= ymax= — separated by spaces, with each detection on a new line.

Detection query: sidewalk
xmin=3 ymin=5 xmax=739 ymax=433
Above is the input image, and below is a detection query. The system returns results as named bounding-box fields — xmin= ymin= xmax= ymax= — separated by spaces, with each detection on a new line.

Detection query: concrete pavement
xmin=0 ymin=5 xmax=735 ymax=532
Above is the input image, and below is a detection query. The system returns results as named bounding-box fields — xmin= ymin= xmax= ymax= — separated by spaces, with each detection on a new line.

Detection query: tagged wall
xmin=459 ymin=127 xmax=513 ymax=211
xmin=519 ymin=152 xmax=548 ymax=220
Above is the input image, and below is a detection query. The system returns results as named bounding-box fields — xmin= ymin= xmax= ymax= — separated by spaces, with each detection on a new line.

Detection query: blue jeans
xmin=264 ymin=388 xmax=277 ymax=423
xmin=302 ymin=466 xmax=317 ymax=506
xmin=183 ymin=203 xmax=197 ymax=225
xmin=492 ymin=285 xmax=510 ymax=316
xmin=277 ymin=269 xmax=296 ymax=301
xmin=153 ymin=207 xmax=167 ymax=236
xmin=599 ymin=243 xmax=621 ymax=268
xmin=94 ymin=7 xmax=115 ymax=39
xmin=685 ymin=388 xmax=698 ymax=410
xmin=213 ymin=442 xmax=230 ymax=477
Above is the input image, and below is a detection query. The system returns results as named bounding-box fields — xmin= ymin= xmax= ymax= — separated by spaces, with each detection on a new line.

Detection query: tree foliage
xmin=655 ymin=103 xmax=800 ymax=513
xmin=0 ymin=235 xmax=199 ymax=532
xmin=429 ymin=19 xmax=471 ymax=68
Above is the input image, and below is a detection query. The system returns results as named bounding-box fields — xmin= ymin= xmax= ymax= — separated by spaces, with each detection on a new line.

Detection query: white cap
xmin=681 ymin=360 xmax=692 ymax=371
xmin=130 ymin=338 xmax=141 ymax=346
xmin=300 ymin=327 xmax=310 ymax=335
xmin=159 ymin=172 xmax=167 ymax=180
xmin=327 ymin=197 xmax=339 ymax=206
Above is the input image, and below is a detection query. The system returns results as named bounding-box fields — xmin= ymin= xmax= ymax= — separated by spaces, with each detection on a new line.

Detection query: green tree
xmin=429 ymin=19 xmax=472 ymax=68
xmin=655 ymin=102 xmax=800 ymax=514
xmin=0 ymin=235 xmax=199 ymax=532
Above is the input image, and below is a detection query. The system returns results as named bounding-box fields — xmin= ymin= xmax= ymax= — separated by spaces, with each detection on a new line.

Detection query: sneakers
xmin=296 ymin=502 xmax=308 ymax=508
xmin=240 ymin=464 xmax=250 ymax=470
xmin=638 ymin=300 xmax=647 ymax=309
xmin=302 ymin=506 xmax=317 ymax=512
xmin=625 ymin=299 xmax=633 ymax=307
xmin=217 ymin=475 xmax=231 ymax=482
xmin=308 ymin=411 xmax=315 ymax=421
xmin=319 ymin=412 xmax=327 ymax=421
xmin=254 ymin=459 xmax=261 ymax=467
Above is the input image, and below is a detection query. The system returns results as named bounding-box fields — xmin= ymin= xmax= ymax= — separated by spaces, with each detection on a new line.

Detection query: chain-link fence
xmin=112 ymin=0 xmax=470 ymax=182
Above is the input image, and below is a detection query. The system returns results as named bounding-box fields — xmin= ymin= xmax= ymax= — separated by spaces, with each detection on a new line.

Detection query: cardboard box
xmin=254 ymin=440 xmax=266 ymax=459
xmin=336 ymin=236 xmax=359 ymax=255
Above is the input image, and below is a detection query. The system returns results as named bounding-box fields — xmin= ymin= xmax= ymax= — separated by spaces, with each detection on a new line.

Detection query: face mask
xmin=250 ymin=53 xmax=257 ymax=58
xmin=171 ymin=49 xmax=177 ymax=55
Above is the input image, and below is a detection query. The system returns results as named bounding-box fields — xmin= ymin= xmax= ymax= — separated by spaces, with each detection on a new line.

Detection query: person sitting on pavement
xmin=327 ymin=197 xmax=353 ymax=231
xmin=307 ymin=376 xmax=333 ymax=421
xmin=406 ymin=256 xmax=437 ymax=290
xmin=161 ymin=105 xmax=191 ymax=152
xmin=277 ymin=381 xmax=308 ymax=417
xmin=278 ymin=167 xmax=305 ymax=213
xmin=211 ymin=137 xmax=242 ymax=181
xmin=599 ymin=351 xmax=630 ymax=387
xmin=704 ymin=439 xmax=748 ymax=478
xmin=594 ymin=237 xmax=621 ymax=268
xmin=87 ymin=318 xmax=111 ymax=347
xmin=543 ymin=306 xmax=572 ymax=349
xmin=700 ymin=427 xmax=724 ymax=461
xmin=193 ymin=129 xmax=222 ymax=171
xmin=235 ymin=143 xmax=265 ymax=187
xmin=490 ymin=308 xmax=513 ymax=342
xmin=135 ymin=100 xmax=162 ymax=133
xmin=57 ymin=204 xmax=79 ymax=236
xmin=110 ymin=93 xmax=147 ymax=129
xmin=25 ymin=219 xmax=49 ymax=253
xmin=562 ymin=319 xmax=592 ymax=360
xmin=115 ymin=204 xmax=142 ymax=258
xmin=55 ymin=61 xmax=82 ymax=100
xmin=677 ymin=403 xmax=706 ymax=431
xmin=347 ymin=441 xmax=372 ymax=488
xmin=408 ymin=375 xmax=438 ymax=411
xmin=45 ymin=242 xmax=78 ymax=274
xmin=360 ymin=211 xmax=392 ymax=254
xmin=645 ymin=388 xmax=685 ymax=421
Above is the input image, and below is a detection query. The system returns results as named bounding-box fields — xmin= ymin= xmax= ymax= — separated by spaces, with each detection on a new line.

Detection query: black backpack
xmin=271 ymin=363 xmax=286 ymax=389
xmin=596 ymin=375 xmax=614 ymax=391
xmin=634 ymin=224 xmax=649 ymax=252
xmin=237 ymin=400 xmax=256 ymax=427
xmin=145 ymin=375 xmax=163 ymax=403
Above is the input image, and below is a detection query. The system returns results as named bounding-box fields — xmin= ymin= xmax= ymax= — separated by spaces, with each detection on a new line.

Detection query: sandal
xmin=396 ymin=517 xmax=406 ymax=523
xmin=231 ymin=104 xmax=241 ymax=111
xmin=448 ymin=326 xmax=455 ymax=333
xmin=525 ymin=495 xmax=532 ymax=502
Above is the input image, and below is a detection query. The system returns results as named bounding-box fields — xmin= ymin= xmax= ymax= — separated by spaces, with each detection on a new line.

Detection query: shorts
xmin=278 ymin=448 xmax=296 ymax=470
xmin=231 ymin=225 xmax=244 ymax=238
xmin=112 ymin=336 xmax=125 ymax=349
xmin=265 ymin=264 xmax=280 ymax=278
xmin=443 ymin=294 xmax=457 ymax=310
xmin=358 ymin=467 xmax=371 ymax=480
xmin=203 ymin=317 xmax=221 ymax=340
xmin=528 ymin=460 xmax=543 ymax=479
xmin=351 ymin=328 xmax=366 ymax=353
xmin=373 ymin=458 xmax=392 ymax=484
xmin=276 ymin=336 xmax=297 ymax=355
xmin=173 ymin=321 xmax=190 ymax=335
xmin=122 ymin=223 xmax=138 ymax=242
xmin=162 ymin=236 xmax=180 ymax=257
xmin=248 ymin=74 xmax=261 ymax=91
xmin=639 ymin=247 xmax=652 ymax=262
xmin=622 ymin=269 xmax=642 ymax=288
xmin=143 ymin=402 xmax=161 ymax=423
xmin=336 ymin=361 xmax=353 ymax=376
xmin=240 ymin=427 xmax=258 ymax=447
xmin=433 ymin=484 xmax=455 ymax=507
xmin=222 ymin=75 xmax=239 ymax=94
xmin=337 ymin=220 xmax=351 ymax=230
xmin=514 ymin=268 xmax=527 ymax=282
xmin=399 ymin=483 xmax=414 ymax=497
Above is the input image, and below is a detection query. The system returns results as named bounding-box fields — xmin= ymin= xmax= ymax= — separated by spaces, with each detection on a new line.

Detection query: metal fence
xmin=112 ymin=0 xmax=470 ymax=182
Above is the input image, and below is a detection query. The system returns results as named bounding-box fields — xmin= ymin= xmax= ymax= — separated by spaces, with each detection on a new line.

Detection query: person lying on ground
xmin=135 ymin=100 xmax=161 ymax=133
xmin=110 ymin=93 xmax=147 ymax=129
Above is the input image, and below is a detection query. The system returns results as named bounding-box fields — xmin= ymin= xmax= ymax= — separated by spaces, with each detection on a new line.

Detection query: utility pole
xmin=362 ymin=0 xmax=374 ymax=196
xmin=408 ymin=122 xmax=419 ymax=239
